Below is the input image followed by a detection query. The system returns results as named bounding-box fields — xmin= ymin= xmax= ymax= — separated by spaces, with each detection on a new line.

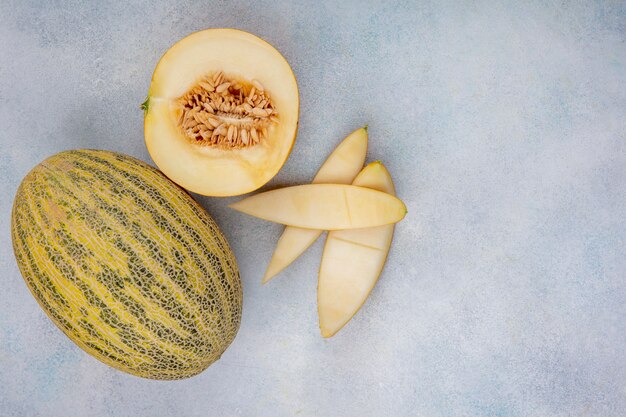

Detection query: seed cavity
xmin=178 ymin=72 xmax=278 ymax=148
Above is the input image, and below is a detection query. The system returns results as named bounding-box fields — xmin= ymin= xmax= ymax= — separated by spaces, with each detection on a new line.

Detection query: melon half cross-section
xmin=144 ymin=29 xmax=299 ymax=196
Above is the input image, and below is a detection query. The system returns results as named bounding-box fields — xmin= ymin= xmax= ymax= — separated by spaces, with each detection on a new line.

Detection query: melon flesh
xmin=229 ymin=184 xmax=406 ymax=230
xmin=144 ymin=29 xmax=299 ymax=196
xmin=263 ymin=127 xmax=368 ymax=283
xmin=318 ymin=162 xmax=396 ymax=338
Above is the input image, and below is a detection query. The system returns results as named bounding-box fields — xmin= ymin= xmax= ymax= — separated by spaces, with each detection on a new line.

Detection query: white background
xmin=1 ymin=1 xmax=624 ymax=416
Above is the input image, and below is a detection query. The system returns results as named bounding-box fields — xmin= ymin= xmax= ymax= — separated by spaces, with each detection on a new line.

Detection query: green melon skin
xmin=11 ymin=149 xmax=242 ymax=380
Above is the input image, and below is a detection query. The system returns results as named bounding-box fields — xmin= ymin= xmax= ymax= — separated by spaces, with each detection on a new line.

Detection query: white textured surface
xmin=1 ymin=1 xmax=625 ymax=416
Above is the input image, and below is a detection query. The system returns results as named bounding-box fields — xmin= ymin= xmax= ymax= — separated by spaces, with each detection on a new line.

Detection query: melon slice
xmin=318 ymin=162 xmax=396 ymax=338
xmin=144 ymin=28 xmax=299 ymax=196
xmin=263 ymin=127 xmax=368 ymax=283
xmin=229 ymin=184 xmax=406 ymax=229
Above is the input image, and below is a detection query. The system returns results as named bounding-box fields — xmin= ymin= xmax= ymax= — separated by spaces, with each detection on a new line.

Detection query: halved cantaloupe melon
xmin=144 ymin=29 xmax=299 ymax=196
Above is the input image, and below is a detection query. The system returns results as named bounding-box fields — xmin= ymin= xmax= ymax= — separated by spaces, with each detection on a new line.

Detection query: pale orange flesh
xmin=263 ymin=127 xmax=368 ymax=283
xmin=145 ymin=29 xmax=299 ymax=197
xmin=318 ymin=162 xmax=397 ymax=338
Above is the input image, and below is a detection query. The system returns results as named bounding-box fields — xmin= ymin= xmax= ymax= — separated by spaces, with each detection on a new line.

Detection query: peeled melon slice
xmin=318 ymin=162 xmax=396 ymax=338
xmin=263 ymin=127 xmax=368 ymax=283
xmin=229 ymin=184 xmax=406 ymax=229
xmin=144 ymin=28 xmax=299 ymax=196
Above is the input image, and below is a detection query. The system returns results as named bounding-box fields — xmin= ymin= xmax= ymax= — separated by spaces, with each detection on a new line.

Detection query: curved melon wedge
xmin=229 ymin=184 xmax=406 ymax=230
xmin=318 ymin=162 xmax=396 ymax=338
xmin=263 ymin=127 xmax=368 ymax=283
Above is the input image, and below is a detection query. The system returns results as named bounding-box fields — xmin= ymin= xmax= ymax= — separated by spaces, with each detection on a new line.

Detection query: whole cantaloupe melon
xmin=11 ymin=149 xmax=242 ymax=380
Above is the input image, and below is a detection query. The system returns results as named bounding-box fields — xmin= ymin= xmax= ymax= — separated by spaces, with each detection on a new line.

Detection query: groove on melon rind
xmin=75 ymin=151 xmax=237 ymax=324
xmin=11 ymin=150 xmax=242 ymax=380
